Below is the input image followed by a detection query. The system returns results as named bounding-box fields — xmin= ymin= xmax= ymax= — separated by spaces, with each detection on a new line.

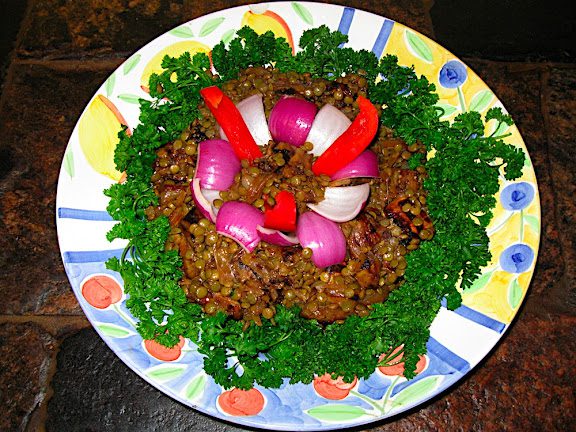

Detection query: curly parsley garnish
xmin=104 ymin=26 xmax=524 ymax=387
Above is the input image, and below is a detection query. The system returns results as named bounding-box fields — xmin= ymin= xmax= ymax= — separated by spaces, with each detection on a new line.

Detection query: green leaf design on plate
xmin=199 ymin=17 xmax=225 ymax=37
xmin=123 ymin=53 xmax=141 ymax=75
xmin=466 ymin=268 xmax=495 ymax=294
xmin=292 ymin=2 xmax=314 ymax=25
xmin=169 ymin=25 xmax=194 ymax=38
xmin=524 ymin=214 xmax=540 ymax=234
xmin=489 ymin=118 xmax=510 ymax=137
xmin=405 ymin=31 xmax=433 ymax=63
xmin=508 ymin=278 xmax=523 ymax=309
xmin=105 ymin=73 xmax=116 ymax=97
xmin=146 ymin=364 xmax=187 ymax=382
xmin=184 ymin=373 xmax=206 ymax=401
xmin=390 ymin=375 xmax=442 ymax=409
xmin=435 ymin=102 xmax=458 ymax=118
xmin=117 ymin=93 xmax=142 ymax=104
xmin=307 ymin=404 xmax=366 ymax=422
xmin=97 ymin=323 xmax=134 ymax=338
xmin=469 ymin=90 xmax=494 ymax=113
xmin=63 ymin=148 xmax=75 ymax=178
xmin=221 ymin=29 xmax=237 ymax=45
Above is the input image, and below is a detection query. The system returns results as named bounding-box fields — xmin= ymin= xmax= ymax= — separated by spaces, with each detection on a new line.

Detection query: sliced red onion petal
xmin=296 ymin=212 xmax=346 ymax=268
xmin=195 ymin=139 xmax=241 ymax=190
xmin=330 ymin=150 xmax=379 ymax=181
xmin=307 ymin=104 xmax=351 ymax=156
xmin=307 ymin=183 xmax=370 ymax=223
xmin=256 ymin=226 xmax=299 ymax=246
xmin=190 ymin=178 xmax=218 ymax=222
xmin=215 ymin=201 xmax=264 ymax=253
xmin=268 ymin=95 xmax=317 ymax=147
xmin=219 ymin=94 xmax=272 ymax=146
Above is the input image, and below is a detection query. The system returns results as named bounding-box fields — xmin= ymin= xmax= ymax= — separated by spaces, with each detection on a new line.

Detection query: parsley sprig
xmin=104 ymin=26 xmax=525 ymax=387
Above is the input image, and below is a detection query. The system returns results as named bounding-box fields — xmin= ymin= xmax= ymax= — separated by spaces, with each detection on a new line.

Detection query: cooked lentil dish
xmin=105 ymin=26 xmax=524 ymax=388
xmin=146 ymin=67 xmax=434 ymax=326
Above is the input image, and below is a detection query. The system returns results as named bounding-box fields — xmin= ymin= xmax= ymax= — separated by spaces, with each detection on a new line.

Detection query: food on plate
xmin=104 ymin=26 xmax=525 ymax=389
xmin=147 ymin=67 xmax=434 ymax=325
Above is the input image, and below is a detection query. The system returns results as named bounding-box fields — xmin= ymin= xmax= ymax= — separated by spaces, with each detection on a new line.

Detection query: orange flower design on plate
xmin=218 ymin=387 xmax=265 ymax=416
xmin=81 ymin=274 xmax=123 ymax=309
xmin=144 ymin=336 xmax=186 ymax=361
xmin=313 ymin=373 xmax=358 ymax=400
xmin=378 ymin=346 xmax=427 ymax=377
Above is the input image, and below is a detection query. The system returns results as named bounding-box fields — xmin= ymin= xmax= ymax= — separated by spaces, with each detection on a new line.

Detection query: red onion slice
xmin=219 ymin=94 xmax=272 ymax=146
xmin=307 ymin=104 xmax=351 ymax=156
xmin=190 ymin=178 xmax=219 ymax=222
xmin=195 ymin=139 xmax=241 ymax=190
xmin=256 ymin=226 xmax=299 ymax=246
xmin=330 ymin=150 xmax=379 ymax=180
xmin=215 ymin=201 xmax=264 ymax=253
xmin=296 ymin=212 xmax=346 ymax=268
xmin=268 ymin=96 xmax=317 ymax=147
xmin=307 ymin=183 xmax=370 ymax=223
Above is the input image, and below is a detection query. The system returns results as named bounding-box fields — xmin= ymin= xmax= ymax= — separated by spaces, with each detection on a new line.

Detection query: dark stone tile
xmin=17 ymin=0 xmax=185 ymax=59
xmin=464 ymin=61 xmax=564 ymax=308
xmin=182 ymin=0 xmax=255 ymax=20
xmin=431 ymin=0 xmax=575 ymax=62
xmin=46 ymin=328 xmax=247 ymax=432
xmin=0 ymin=322 xmax=56 ymax=432
xmin=0 ymin=0 xmax=28 ymax=89
xmin=371 ymin=313 xmax=576 ymax=431
xmin=0 ymin=62 xmax=119 ymax=315
xmin=546 ymin=67 xmax=576 ymax=309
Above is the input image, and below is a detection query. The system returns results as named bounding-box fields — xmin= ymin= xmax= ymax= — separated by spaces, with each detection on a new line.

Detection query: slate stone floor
xmin=0 ymin=1 xmax=574 ymax=431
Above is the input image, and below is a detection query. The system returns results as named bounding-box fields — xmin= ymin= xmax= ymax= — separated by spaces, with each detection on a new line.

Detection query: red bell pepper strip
xmin=312 ymin=95 xmax=379 ymax=177
xmin=263 ymin=190 xmax=297 ymax=232
xmin=199 ymin=86 xmax=263 ymax=162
